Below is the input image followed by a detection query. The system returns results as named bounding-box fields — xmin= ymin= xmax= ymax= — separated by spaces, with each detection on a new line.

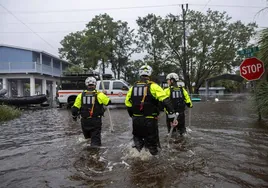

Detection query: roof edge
xmin=0 ymin=43 xmax=70 ymax=64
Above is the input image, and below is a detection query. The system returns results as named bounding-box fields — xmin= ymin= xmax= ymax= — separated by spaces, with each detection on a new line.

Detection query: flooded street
xmin=0 ymin=101 xmax=268 ymax=188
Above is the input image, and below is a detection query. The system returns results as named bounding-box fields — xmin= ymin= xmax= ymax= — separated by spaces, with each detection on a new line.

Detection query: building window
xmin=216 ymin=90 xmax=219 ymax=93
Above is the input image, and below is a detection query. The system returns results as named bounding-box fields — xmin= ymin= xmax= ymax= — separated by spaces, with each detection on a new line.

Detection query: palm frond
xmin=254 ymin=81 xmax=268 ymax=116
xmin=258 ymin=28 xmax=268 ymax=67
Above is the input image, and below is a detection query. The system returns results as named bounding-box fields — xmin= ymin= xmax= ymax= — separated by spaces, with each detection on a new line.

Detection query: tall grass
xmin=0 ymin=105 xmax=21 ymax=122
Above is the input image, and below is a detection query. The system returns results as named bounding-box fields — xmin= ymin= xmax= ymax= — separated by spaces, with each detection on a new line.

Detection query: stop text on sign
xmin=241 ymin=63 xmax=263 ymax=75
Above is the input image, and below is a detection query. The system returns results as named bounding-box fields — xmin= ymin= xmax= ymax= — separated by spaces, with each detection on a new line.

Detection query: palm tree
xmin=258 ymin=28 xmax=268 ymax=67
xmin=254 ymin=28 xmax=268 ymax=116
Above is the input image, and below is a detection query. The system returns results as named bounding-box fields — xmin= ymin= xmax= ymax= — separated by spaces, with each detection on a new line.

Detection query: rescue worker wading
xmin=125 ymin=65 xmax=178 ymax=155
xmin=164 ymin=73 xmax=193 ymax=136
xmin=71 ymin=77 xmax=111 ymax=146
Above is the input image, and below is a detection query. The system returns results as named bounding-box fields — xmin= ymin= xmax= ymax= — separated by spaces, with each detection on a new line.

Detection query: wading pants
xmin=132 ymin=116 xmax=159 ymax=155
xmin=81 ymin=117 xmax=102 ymax=146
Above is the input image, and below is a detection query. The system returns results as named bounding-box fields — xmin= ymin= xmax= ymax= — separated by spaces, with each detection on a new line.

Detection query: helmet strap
xmin=170 ymin=79 xmax=177 ymax=86
xmin=140 ymin=76 xmax=149 ymax=81
xmin=87 ymin=86 xmax=95 ymax=91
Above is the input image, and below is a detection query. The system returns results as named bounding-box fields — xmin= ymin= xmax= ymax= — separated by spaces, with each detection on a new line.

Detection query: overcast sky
xmin=0 ymin=0 xmax=267 ymax=59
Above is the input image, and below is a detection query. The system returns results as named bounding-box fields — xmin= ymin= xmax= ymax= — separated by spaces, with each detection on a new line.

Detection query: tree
xmin=123 ymin=60 xmax=144 ymax=84
xmin=136 ymin=14 xmax=172 ymax=77
xmin=59 ymin=31 xmax=85 ymax=65
xmin=64 ymin=64 xmax=85 ymax=74
xmin=160 ymin=14 xmax=188 ymax=86
xmin=60 ymin=14 xmax=130 ymax=74
xmin=111 ymin=21 xmax=135 ymax=79
xmin=258 ymin=28 xmax=268 ymax=70
xmin=83 ymin=14 xmax=118 ymax=73
xmin=254 ymin=28 xmax=268 ymax=116
xmin=162 ymin=10 xmax=257 ymax=93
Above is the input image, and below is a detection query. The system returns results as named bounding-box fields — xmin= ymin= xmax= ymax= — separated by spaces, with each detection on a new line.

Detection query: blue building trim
xmin=0 ymin=46 xmax=32 ymax=63
xmin=0 ymin=44 xmax=71 ymax=77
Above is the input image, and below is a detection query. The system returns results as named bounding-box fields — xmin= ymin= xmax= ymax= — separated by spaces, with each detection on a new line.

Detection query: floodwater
xmin=0 ymin=100 xmax=268 ymax=188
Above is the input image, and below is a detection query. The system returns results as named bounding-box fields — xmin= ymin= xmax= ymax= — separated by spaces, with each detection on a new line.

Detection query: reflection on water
xmin=0 ymin=101 xmax=268 ymax=188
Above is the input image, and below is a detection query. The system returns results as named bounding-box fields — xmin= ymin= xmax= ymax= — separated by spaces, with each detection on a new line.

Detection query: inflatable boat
xmin=0 ymin=94 xmax=48 ymax=106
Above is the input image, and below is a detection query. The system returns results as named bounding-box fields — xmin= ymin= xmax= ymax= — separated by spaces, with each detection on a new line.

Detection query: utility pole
xmin=182 ymin=4 xmax=188 ymax=72
xmin=180 ymin=4 xmax=192 ymax=92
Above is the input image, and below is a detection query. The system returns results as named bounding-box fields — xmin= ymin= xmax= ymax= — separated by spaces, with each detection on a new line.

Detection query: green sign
xmin=237 ymin=46 xmax=259 ymax=56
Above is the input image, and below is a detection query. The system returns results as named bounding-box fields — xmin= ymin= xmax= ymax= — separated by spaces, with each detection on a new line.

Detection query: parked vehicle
xmin=56 ymin=73 xmax=130 ymax=108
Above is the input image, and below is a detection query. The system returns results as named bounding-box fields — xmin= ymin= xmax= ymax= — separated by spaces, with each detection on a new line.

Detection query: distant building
xmin=199 ymin=87 xmax=226 ymax=96
xmin=0 ymin=44 xmax=71 ymax=99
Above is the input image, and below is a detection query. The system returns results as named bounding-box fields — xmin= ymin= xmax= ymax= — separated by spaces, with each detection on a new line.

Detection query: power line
xmin=0 ymin=3 xmax=264 ymax=14
xmin=0 ymin=31 xmax=73 ymax=34
xmin=0 ymin=3 xmax=57 ymax=50
xmin=0 ymin=20 xmax=89 ymax=25
xmin=0 ymin=4 xmax=180 ymax=14
xmin=201 ymin=0 xmax=212 ymax=11
xmin=193 ymin=3 xmax=263 ymax=9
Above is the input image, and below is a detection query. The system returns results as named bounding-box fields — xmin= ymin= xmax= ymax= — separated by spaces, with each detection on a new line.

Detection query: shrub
xmin=0 ymin=105 xmax=21 ymax=122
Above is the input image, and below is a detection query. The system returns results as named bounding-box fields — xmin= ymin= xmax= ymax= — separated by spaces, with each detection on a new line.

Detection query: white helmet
xmin=139 ymin=65 xmax=152 ymax=76
xmin=166 ymin=73 xmax=179 ymax=81
xmin=85 ymin=77 xmax=97 ymax=86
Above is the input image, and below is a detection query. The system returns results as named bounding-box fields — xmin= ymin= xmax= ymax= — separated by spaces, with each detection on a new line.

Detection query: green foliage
xmin=136 ymin=14 xmax=172 ymax=77
xmin=64 ymin=64 xmax=85 ymax=74
xmin=0 ymin=105 xmax=21 ymax=122
xmin=111 ymin=21 xmax=135 ymax=79
xmin=123 ymin=60 xmax=144 ymax=84
xmin=254 ymin=81 xmax=268 ymax=116
xmin=254 ymin=28 xmax=268 ymax=116
xmin=84 ymin=14 xmax=118 ymax=72
xmin=59 ymin=14 xmax=135 ymax=76
xmin=258 ymin=28 xmax=268 ymax=68
xmin=135 ymin=10 xmax=256 ymax=93
xmin=59 ymin=31 xmax=85 ymax=65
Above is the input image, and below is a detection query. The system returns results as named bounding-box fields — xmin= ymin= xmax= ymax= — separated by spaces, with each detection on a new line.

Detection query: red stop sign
xmin=240 ymin=57 xmax=265 ymax=81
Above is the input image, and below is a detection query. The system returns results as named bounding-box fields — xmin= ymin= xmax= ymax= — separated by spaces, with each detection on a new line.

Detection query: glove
xmin=72 ymin=116 xmax=77 ymax=121
xmin=170 ymin=119 xmax=178 ymax=127
xmin=186 ymin=103 xmax=193 ymax=108
xmin=71 ymin=106 xmax=79 ymax=116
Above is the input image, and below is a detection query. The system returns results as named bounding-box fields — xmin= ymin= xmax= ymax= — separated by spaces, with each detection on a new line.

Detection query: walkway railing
xmin=0 ymin=62 xmax=62 ymax=77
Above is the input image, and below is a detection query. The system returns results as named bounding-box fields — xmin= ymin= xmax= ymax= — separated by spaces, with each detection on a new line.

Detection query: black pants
xmin=81 ymin=117 xmax=102 ymax=146
xmin=132 ymin=116 xmax=159 ymax=155
xmin=166 ymin=112 xmax=186 ymax=135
